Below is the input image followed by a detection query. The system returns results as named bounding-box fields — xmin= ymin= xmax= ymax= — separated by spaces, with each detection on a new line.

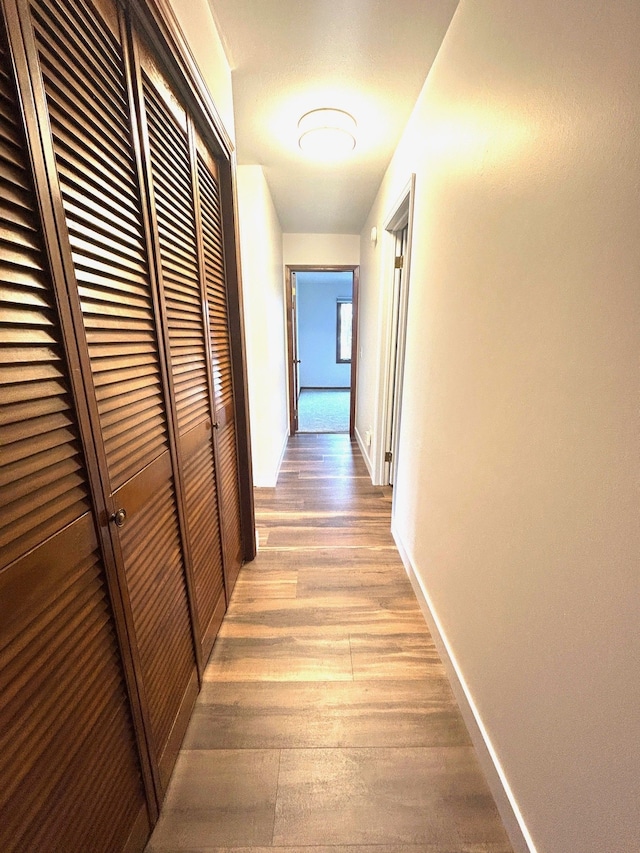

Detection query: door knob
xmin=110 ymin=508 xmax=127 ymax=528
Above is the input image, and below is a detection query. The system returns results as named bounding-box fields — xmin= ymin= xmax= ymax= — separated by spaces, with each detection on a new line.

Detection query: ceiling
xmin=207 ymin=0 xmax=459 ymax=234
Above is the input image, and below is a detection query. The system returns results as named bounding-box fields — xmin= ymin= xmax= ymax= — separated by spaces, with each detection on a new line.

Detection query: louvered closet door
xmin=139 ymin=46 xmax=226 ymax=660
xmin=196 ymin=137 xmax=243 ymax=594
xmin=28 ymin=0 xmax=197 ymax=787
xmin=0 ymin=17 xmax=148 ymax=852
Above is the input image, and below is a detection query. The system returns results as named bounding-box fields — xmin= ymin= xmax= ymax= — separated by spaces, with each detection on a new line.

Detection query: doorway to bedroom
xmin=285 ymin=266 xmax=359 ymax=436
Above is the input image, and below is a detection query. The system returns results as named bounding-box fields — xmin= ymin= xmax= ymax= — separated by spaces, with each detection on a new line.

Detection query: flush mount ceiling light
xmin=298 ymin=108 xmax=357 ymax=159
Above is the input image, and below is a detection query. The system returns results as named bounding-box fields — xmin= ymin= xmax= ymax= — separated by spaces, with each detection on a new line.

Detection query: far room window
xmin=336 ymin=299 xmax=352 ymax=363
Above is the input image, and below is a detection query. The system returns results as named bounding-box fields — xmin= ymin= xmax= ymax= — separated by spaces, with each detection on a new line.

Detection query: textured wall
xmin=283 ymin=233 xmax=360 ymax=267
xmin=360 ymin=2 xmax=640 ymax=851
xmin=168 ymin=0 xmax=235 ymax=139
xmin=236 ymin=166 xmax=288 ymax=486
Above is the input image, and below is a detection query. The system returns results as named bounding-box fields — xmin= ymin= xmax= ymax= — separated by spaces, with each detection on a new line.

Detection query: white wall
xmin=359 ymin=2 xmax=640 ymax=852
xmin=297 ymin=272 xmax=352 ymax=388
xmin=283 ymin=233 xmax=360 ymax=267
xmin=236 ymin=166 xmax=288 ymax=486
xmin=167 ymin=0 xmax=235 ymax=139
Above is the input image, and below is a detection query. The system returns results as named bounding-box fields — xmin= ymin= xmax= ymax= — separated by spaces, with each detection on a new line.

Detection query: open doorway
xmin=285 ymin=265 xmax=359 ymax=437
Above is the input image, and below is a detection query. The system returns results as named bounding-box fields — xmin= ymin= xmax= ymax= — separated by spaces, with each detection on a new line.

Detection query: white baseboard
xmin=354 ymin=425 xmax=373 ymax=479
xmin=391 ymin=522 xmax=536 ymax=853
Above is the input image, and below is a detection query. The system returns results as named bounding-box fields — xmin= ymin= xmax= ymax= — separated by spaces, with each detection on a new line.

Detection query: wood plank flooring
xmin=145 ymin=434 xmax=514 ymax=853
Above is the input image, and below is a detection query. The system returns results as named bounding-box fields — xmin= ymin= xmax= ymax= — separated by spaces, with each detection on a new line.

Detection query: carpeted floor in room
xmin=297 ymin=388 xmax=350 ymax=433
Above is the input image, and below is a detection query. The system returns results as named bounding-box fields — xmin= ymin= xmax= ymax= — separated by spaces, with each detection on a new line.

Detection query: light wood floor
xmin=146 ymin=434 xmax=514 ymax=853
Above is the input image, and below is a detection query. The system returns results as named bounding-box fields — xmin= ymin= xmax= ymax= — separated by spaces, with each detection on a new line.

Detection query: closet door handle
xmin=110 ymin=508 xmax=127 ymax=528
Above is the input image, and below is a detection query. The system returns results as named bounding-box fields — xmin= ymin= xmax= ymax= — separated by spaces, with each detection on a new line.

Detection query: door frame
xmin=377 ymin=174 xmax=415 ymax=485
xmin=285 ymin=265 xmax=360 ymax=438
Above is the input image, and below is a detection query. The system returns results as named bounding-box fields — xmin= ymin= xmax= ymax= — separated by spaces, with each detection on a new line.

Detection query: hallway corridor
xmin=145 ymin=435 xmax=513 ymax=852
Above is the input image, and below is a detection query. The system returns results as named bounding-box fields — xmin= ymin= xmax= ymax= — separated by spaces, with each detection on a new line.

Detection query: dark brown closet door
xmin=0 ymin=16 xmax=148 ymax=852
xmin=196 ymin=137 xmax=244 ymax=594
xmin=138 ymin=46 xmax=226 ymax=660
xmin=28 ymin=0 xmax=197 ymax=789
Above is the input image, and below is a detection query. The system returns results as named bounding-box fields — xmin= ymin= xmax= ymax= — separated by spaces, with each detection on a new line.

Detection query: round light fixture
xmin=298 ymin=108 xmax=357 ymax=159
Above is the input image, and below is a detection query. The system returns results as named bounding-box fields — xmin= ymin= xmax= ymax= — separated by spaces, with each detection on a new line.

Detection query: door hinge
xmin=395 ymin=255 xmax=404 ymax=269
xmin=385 ymin=450 xmax=393 ymax=463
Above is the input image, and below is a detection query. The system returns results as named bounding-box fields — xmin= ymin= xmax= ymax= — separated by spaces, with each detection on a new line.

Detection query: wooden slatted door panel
xmin=196 ymin=139 xmax=243 ymax=594
xmin=140 ymin=50 xmax=226 ymax=659
xmin=113 ymin=451 xmax=196 ymax=774
xmin=30 ymin=0 xmax=167 ymax=488
xmin=29 ymin=0 xmax=197 ymax=783
xmin=0 ymin=19 xmax=148 ymax=853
